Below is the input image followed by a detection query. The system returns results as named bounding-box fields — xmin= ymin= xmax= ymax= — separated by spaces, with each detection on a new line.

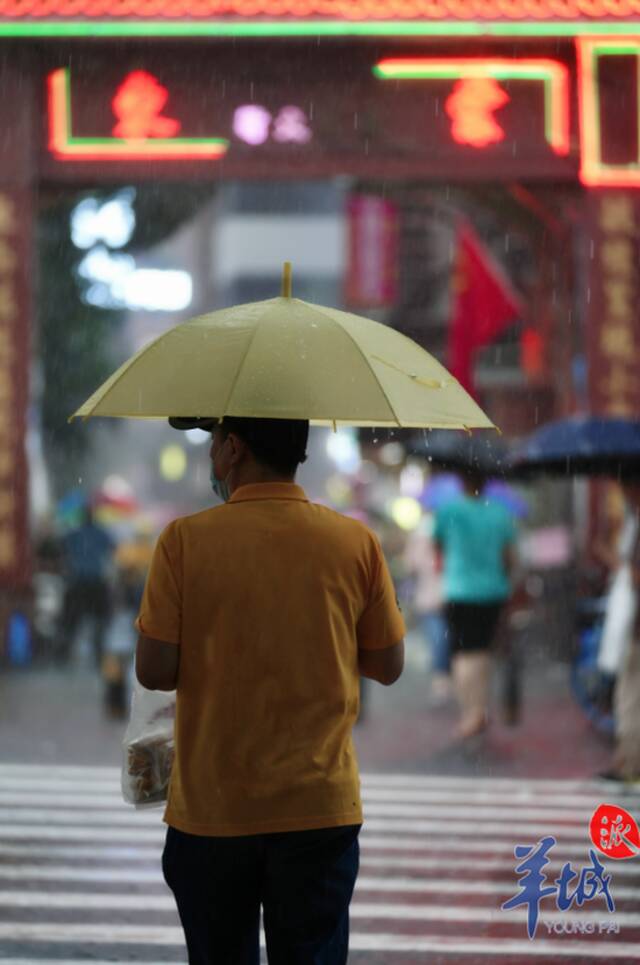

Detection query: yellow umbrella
xmin=71 ymin=263 xmax=494 ymax=430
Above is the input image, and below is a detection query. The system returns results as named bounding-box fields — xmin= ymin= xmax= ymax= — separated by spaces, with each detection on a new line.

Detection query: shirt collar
xmin=229 ymin=482 xmax=309 ymax=504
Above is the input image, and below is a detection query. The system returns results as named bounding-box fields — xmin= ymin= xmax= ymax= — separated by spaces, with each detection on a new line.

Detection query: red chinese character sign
xmin=112 ymin=71 xmax=181 ymax=140
xmin=445 ymin=77 xmax=510 ymax=149
xmin=585 ymin=192 xmax=640 ymax=418
xmin=0 ymin=191 xmax=32 ymax=589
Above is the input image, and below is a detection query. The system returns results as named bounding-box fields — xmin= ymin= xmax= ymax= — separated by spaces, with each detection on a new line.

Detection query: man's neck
xmin=231 ymin=467 xmax=295 ymax=494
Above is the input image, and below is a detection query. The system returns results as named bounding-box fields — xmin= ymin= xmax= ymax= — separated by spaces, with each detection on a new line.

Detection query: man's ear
xmin=227 ymin=432 xmax=248 ymax=465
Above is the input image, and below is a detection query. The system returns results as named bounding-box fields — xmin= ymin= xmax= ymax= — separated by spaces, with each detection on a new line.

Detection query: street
xmin=1 ymin=634 xmax=639 ymax=963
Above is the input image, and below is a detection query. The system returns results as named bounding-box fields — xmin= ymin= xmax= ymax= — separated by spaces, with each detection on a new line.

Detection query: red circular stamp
xmin=589 ymin=803 xmax=640 ymax=860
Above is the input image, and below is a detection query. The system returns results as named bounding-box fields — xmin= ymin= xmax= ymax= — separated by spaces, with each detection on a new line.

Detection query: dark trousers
xmin=56 ymin=579 xmax=111 ymax=668
xmin=162 ymin=823 xmax=361 ymax=965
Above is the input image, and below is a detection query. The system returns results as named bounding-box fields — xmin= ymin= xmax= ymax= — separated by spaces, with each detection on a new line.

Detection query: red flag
xmin=448 ymin=221 xmax=522 ymax=398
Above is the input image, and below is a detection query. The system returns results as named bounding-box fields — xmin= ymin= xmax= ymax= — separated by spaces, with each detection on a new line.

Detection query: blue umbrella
xmin=420 ymin=474 xmax=462 ymax=510
xmin=510 ymin=415 xmax=640 ymax=477
xmin=484 ymin=480 xmax=530 ymax=518
xmin=422 ymin=474 xmax=528 ymax=517
xmin=412 ymin=429 xmax=510 ymax=476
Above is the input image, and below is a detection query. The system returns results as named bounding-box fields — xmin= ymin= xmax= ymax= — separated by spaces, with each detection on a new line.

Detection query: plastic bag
xmin=121 ymin=679 xmax=175 ymax=809
xmin=598 ymin=563 xmax=637 ymax=676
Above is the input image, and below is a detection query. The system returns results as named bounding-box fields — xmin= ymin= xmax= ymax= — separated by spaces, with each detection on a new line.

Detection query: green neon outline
xmin=66 ymin=137 xmax=229 ymax=147
xmin=3 ymin=20 xmax=640 ymax=39
xmin=593 ymin=46 xmax=602 ymax=169
xmin=587 ymin=41 xmax=640 ymax=174
xmin=374 ymin=66 xmax=555 ymax=80
xmin=590 ymin=44 xmax=640 ymax=56
xmin=55 ymin=66 xmax=229 ymax=154
xmin=373 ymin=64 xmax=560 ymax=150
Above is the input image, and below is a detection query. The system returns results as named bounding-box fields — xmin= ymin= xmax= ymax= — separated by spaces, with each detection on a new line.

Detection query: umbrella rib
xmin=218 ymin=312 xmax=266 ymax=419
xmin=298 ymin=301 xmax=402 ymax=427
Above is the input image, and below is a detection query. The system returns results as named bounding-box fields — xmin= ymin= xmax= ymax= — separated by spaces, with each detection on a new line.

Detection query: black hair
xmin=219 ymin=416 xmax=309 ymax=477
xmin=462 ymin=468 xmax=487 ymax=494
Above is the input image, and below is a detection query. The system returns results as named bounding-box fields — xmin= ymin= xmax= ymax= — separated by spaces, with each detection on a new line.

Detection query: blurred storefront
xmin=0 ymin=2 xmax=639 ymax=646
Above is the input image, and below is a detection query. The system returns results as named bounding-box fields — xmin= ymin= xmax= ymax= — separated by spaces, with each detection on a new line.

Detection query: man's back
xmin=64 ymin=521 xmax=114 ymax=582
xmin=136 ymin=482 xmax=404 ymax=837
xmin=434 ymin=494 xmax=516 ymax=603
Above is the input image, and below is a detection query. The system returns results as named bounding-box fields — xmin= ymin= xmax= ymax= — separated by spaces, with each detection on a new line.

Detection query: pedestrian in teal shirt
xmin=433 ymin=470 xmax=518 ymax=739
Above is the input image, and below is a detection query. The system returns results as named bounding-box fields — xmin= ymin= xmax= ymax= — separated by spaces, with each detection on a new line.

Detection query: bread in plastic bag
xmin=122 ymin=679 xmax=175 ymax=809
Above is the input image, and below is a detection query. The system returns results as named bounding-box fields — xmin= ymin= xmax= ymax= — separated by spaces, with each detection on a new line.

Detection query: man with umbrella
xmin=135 ymin=415 xmax=406 ymax=964
xmin=72 ymin=264 xmax=494 ymax=963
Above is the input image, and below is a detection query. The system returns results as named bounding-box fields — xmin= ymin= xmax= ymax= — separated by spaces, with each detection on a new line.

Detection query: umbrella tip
xmin=281 ymin=261 xmax=292 ymax=299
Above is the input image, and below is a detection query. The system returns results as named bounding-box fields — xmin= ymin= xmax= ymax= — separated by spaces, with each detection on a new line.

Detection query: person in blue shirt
xmin=433 ymin=469 xmax=518 ymax=739
xmin=55 ymin=505 xmax=116 ymax=668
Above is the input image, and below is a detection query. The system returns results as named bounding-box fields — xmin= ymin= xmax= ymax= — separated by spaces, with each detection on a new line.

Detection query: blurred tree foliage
xmin=37 ymin=183 xmax=214 ymax=497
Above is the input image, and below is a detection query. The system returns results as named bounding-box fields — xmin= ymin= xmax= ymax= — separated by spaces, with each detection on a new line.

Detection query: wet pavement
xmin=0 ymin=631 xmax=638 ymax=964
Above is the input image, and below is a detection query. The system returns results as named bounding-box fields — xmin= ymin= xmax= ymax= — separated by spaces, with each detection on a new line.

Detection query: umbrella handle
xmin=282 ymin=261 xmax=292 ymax=299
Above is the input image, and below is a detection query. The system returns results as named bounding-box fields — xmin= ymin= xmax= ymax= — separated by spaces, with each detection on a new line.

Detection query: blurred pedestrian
xmin=433 ymin=469 xmax=518 ymax=739
xmin=135 ymin=416 xmax=405 ymax=965
xmin=115 ymin=520 xmax=156 ymax=612
xmin=404 ymin=513 xmax=450 ymax=700
xmin=101 ymin=522 xmax=156 ymax=719
xmin=599 ymin=480 xmax=640 ymax=783
xmin=55 ymin=504 xmax=115 ymax=668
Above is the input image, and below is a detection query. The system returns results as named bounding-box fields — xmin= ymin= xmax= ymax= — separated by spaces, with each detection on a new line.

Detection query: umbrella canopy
xmin=420 ymin=473 xmax=462 ymax=510
xmin=71 ymin=263 xmax=493 ymax=431
xmin=412 ymin=428 xmax=510 ymax=476
xmin=509 ymin=415 xmax=640 ymax=478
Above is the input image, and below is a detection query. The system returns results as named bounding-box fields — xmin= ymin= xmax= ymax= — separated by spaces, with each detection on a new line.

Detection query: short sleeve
xmin=135 ymin=522 xmax=182 ymax=645
xmin=357 ymin=534 xmax=406 ymax=652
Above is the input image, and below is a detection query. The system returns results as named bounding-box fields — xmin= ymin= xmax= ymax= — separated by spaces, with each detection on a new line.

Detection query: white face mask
xmin=210 ymin=435 xmax=231 ymax=502
xmin=210 ymin=464 xmax=230 ymax=503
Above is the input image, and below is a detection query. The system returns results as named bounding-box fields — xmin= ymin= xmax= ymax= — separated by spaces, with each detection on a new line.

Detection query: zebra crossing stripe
xmin=0 ymin=856 xmax=638 ymax=879
xmin=0 ymin=924 xmax=636 ymax=957
xmin=0 ymin=791 xmax=616 ymax=819
xmin=0 ymin=809 xmax=604 ymax=839
xmin=0 ymin=866 xmax=637 ymax=898
xmin=0 ymin=826 xmax=164 ymax=841
xmin=0 ymin=826 xmax=626 ymax=858
xmin=0 ymin=801 xmax=616 ymax=825
xmin=3 ymin=844 xmax=639 ymax=877
xmin=0 ymin=783 xmax=622 ymax=810
xmin=0 ymin=892 xmax=631 ymax=924
xmin=1 ymin=764 xmax=631 ymax=794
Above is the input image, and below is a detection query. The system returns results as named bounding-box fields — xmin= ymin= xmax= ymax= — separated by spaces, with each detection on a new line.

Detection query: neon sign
xmin=112 ymin=71 xmax=181 ymax=140
xmin=577 ymin=38 xmax=640 ymax=188
xmin=445 ymin=78 xmax=510 ymax=148
xmin=374 ymin=58 xmax=570 ymax=156
xmin=47 ymin=68 xmax=229 ymax=161
xmin=233 ymin=104 xmax=312 ymax=145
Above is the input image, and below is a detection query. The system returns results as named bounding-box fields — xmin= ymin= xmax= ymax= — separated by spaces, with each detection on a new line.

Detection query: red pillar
xmin=0 ymin=57 xmax=36 ymax=650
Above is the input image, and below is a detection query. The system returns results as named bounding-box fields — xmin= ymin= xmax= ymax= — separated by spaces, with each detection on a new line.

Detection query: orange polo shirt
xmin=136 ymin=481 xmax=405 ymax=837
